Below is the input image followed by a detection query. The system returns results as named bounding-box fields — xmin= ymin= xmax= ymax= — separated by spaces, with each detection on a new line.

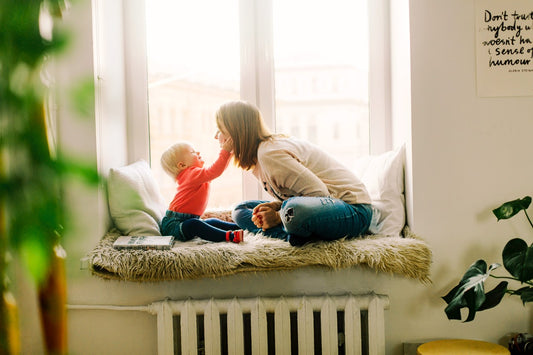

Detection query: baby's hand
xmin=221 ymin=137 xmax=234 ymax=152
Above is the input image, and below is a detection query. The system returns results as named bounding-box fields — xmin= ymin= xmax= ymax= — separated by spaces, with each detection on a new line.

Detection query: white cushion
xmin=107 ymin=160 xmax=167 ymax=236
xmin=354 ymin=145 xmax=405 ymax=237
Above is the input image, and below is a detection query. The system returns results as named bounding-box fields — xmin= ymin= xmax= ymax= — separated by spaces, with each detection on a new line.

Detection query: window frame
xmin=122 ymin=0 xmax=392 ymax=201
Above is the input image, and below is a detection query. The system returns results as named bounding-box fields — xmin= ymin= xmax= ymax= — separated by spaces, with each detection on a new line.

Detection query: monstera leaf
xmin=442 ymin=260 xmax=508 ymax=322
xmin=493 ymin=196 xmax=532 ymax=221
xmin=512 ymin=286 xmax=533 ymax=304
xmin=502 ymin=238 xmax=533 ymax=283
xmin=444 ymin=196 xmax=533 ymax=322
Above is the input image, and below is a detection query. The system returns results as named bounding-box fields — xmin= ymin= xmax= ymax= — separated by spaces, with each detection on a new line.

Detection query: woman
xmin=215 ymin=101 xmax=373 ymax=246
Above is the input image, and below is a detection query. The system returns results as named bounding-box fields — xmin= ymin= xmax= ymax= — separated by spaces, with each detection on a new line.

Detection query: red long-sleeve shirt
xmin=168 ymin=149 xmax=231 ymax=216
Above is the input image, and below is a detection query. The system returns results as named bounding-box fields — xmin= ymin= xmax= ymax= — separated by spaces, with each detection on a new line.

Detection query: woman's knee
xmin=279 ymin=202 xmax=298 ymax=229
xmin=279 ymin=200 xmax=313 ymax=235
xmin=232 ymin=200 xmax=263 ymax=222
xmin=231 ymin=203 xmax=249 ymax=224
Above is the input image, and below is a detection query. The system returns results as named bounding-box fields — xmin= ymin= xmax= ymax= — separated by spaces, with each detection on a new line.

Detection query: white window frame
xmin=122 ymin=0 xmax=392 ymax=201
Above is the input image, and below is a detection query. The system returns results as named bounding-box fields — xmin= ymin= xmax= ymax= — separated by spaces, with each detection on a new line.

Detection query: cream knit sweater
xmin=252 ymin=137 xmax=371 ymax=205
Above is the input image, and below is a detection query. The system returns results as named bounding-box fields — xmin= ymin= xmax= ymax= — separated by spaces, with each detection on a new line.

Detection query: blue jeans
xmin=160 ymin=210 xmax=239 ymax=242
xmin=232 ymin=197 xmax=373 ymax=244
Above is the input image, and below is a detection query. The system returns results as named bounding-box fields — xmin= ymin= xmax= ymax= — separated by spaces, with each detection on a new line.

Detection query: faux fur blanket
xmin=88 ymin=218 xmax=432 ymax=283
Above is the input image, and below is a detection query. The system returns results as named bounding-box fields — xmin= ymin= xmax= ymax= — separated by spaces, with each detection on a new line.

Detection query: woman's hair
xmin=215 ymin=101 xmax=272 ymax=170
xmin=160 ymin=142 xmax=189 ymax=178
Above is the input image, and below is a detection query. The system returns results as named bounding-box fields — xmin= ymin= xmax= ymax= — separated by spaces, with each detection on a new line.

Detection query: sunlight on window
xmin=273 ymin=0 xmax=370 ymax=168
xmin=145 ymin=0 xmax=242 ymax=209
xmin=145 ymin=0 xmax=370 ymax=209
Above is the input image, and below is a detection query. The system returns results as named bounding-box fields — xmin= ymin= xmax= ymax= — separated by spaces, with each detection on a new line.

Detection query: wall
xmin=16 ymin=0 xmax=533 ymax=354
xmin=408 ymin=0 xmax=533 ymax=344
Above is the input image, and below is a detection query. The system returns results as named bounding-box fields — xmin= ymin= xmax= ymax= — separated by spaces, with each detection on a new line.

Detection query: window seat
xmin=87 ymin=223 xmax=431 ymax=283
xmin=95 ymin=147 xmax=431 ymax=283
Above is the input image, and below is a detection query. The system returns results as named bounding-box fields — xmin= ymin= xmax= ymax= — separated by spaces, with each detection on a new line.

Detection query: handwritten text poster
xmin=476 ymin=0 xmax=533 ymax=96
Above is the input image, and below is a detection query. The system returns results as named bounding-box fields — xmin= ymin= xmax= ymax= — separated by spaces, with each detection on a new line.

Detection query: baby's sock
xmin=225 ymin=230 xmax=244 ymax=243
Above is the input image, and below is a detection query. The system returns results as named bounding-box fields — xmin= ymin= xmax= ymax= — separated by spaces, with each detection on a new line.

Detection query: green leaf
xmin=493 ymin=196 xmax=532 ymax=221
xmin=69 ymin=78 xmax=95 ymax=117
xmin=463 ymin=288 xmax=478 ymax=322
xmin=20 ymin=235 xmax=51 ymax=284
xmin=513 ymin=287 xmax=533 ymax=304
xmin=502 ymin=238 xmax=533 ymax=282
xmin=442 ymin=260 xmax=500 ymax=321
xmin=477 ymin=281 xmax=508 ymax=311
xmin=56 ymin=156 xmax=101 ymax=186
xmin=442 ymin=284 xmax=463 ymax=320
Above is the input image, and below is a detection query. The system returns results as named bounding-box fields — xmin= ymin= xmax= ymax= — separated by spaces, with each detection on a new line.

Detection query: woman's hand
xmin=252 ymin=201 xmax=282 ymax=231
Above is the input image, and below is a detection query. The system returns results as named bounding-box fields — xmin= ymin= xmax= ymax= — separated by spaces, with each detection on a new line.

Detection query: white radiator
xmin=149 ymin=293 xmax=389 ymax=355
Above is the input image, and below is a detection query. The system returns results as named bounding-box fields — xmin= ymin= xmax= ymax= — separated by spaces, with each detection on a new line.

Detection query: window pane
xmin=145 ymin=0 xmax=242 ymax=209
xmin=273 ymin=0 xmax=370 ymax=168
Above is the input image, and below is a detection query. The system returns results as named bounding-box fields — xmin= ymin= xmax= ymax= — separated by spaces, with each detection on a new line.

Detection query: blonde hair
xmin=215 ymin=101 xmax=273 ymax=170
xmin=160 ymin=142 xmax=190 ymax=178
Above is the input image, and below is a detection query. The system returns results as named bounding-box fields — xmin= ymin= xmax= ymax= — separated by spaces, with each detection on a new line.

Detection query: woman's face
xmin=215 ymin=121 xmax=231 ymax=145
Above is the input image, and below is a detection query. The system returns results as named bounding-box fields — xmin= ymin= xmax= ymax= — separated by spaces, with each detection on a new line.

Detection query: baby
xmin=160 ymin=138 xmax=243 ymax=243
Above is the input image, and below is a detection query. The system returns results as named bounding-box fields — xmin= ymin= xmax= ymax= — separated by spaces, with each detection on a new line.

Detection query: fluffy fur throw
xmin=88 ymin=211 xmax=432 ymax=283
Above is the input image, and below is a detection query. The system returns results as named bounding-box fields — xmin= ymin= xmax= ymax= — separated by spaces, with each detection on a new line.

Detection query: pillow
xmin=107 ymin=160 xmax=167 ymax=236
xmin=353 ymin=145 xmax=406 ymax=237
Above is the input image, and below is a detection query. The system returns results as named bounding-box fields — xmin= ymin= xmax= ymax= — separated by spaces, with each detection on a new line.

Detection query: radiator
xmin=149 ymin=293 xmax=389 ymax=355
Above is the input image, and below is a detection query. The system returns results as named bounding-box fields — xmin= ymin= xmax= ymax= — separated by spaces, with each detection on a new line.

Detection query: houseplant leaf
xmin=442 ymin=260 xmax=502 ymax=321
xmin=477 ymin=280 xmax=508 ymax=311
xmin=519 ymin=287 xmax=533 ymax=304
xmin=492 ymin=196 xmax=532 ymax=221
xmin=441 ymin=284 xmax=463 ymax=320
xmin=502 ymin=238 xmax=533 ymax=282
xmin=510 ymin=286 xmax=533 ymax=304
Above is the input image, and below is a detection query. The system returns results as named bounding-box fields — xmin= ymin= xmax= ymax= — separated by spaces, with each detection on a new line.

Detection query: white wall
xmin=407 ymin=0 xmax=533 ymax=344
xmin=16 ymin=0 xmax=533 ymax=354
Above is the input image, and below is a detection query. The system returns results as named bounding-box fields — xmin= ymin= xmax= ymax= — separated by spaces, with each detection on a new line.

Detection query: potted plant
xmin=442 ymin=196 xmax=533 ymax=322
xmin=1 ymin=1 xmax=99 ymax=353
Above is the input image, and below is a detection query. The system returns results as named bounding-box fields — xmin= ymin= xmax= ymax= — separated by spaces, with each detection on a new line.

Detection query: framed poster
xmin=476 ymin=0 xmax=533 ymax=96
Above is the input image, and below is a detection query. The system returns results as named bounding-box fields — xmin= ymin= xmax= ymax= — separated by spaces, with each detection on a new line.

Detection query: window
xmin=129 ymin=0 xmax=390 ymax=209
xmin=145 ymin=0 xmax=241 ymax=208
xmin=272 ymin=0 xmax=370 ymax=165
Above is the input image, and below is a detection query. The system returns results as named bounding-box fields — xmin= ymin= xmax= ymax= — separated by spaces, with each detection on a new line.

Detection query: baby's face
xmin=180 ymin=144 xmax=204 ymax=168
